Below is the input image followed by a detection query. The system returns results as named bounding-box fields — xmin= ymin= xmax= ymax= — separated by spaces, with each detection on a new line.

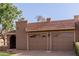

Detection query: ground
xmin=7 ymin=49 xmax=76 ymax=56
xmin=0 ymin=49 xmax=76 ymax=56
xmin=0 ymin=51 xmax=15 ymax=56
xmin=15 ymin=51 xmax=75 ymax=56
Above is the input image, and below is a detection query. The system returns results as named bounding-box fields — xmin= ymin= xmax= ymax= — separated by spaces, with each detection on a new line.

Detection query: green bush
xmin=73 ymin=42 xmax=79 ymax=56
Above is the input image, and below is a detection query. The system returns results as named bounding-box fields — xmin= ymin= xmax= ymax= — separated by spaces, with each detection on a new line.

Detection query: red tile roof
xmin=26 ymin=19 xmax=75 ymax=32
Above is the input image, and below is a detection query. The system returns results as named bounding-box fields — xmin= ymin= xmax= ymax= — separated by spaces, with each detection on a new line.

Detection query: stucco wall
xmin=16 ymin=21 xmax=27 ymax=50
xmin=7 ymin=35 xmax=10 ymax=49
xmin=74 ymin=15 xmax=79 ymax=42
xmin=75 ymin=22 xmax=79 ymax=42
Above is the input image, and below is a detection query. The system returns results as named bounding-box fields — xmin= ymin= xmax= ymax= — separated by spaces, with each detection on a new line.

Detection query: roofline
xmin=7 ymin=33 xmax=16 ymax=35
xmin=28 ymin=19 xmax=74 ymax=24
xmin=25 ymin=28 xmax=75 ymax=32
xmin=6 ymin=28 xmax=75 ymax=34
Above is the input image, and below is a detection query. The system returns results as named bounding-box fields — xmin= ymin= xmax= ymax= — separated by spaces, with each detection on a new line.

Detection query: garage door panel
xmin=29 ymin=32 xmax=47 ymax=50
xmin=52 ymin=31 xmax=74 ymax=51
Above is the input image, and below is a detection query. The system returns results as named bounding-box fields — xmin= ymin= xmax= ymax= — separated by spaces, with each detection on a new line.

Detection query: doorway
xmin=10 ymin=35 xmax=16 ymax=49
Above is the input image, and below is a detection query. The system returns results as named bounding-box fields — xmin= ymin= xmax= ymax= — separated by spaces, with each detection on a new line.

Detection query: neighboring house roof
xmin=26 ymin=19 xmax=75 ymax=32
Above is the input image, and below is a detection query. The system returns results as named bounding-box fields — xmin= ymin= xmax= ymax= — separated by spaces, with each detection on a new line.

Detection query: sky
xmin=14 ymin=3 xmax=79 ymax=22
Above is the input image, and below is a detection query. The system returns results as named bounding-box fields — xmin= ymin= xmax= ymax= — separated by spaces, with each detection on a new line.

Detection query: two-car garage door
xmin=28 ymin=31 xmax=74 ymax=51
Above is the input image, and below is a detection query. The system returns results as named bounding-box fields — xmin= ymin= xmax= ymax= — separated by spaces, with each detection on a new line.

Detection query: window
xmin=42 ymin=35 xmax=46 ymax=37
xmin=29 ymin=34 xmax=37 ymax=38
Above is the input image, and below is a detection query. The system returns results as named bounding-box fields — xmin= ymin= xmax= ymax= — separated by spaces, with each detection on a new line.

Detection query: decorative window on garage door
xmin=40 ymin=32 xmax=47 ymax=38
xmin=42 ymin=35 xmax=46 ymax=37
xmin=29 ymin=33 xmax=40 ymax=38
xmin=29 ymin=34 xmax=37 ymax=38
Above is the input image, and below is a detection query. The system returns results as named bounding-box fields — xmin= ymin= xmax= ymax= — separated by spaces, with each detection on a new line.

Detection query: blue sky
xmin=14 ymin=3 xmax=79 ymax=22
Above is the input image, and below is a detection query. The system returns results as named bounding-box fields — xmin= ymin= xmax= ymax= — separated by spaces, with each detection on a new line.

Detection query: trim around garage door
xmin=27 ymin=33 xmax=29 ymax=50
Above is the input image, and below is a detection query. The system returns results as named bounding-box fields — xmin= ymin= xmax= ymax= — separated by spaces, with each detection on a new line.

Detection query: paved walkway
xmin=13 ymin=50 xmax=76 ymax=56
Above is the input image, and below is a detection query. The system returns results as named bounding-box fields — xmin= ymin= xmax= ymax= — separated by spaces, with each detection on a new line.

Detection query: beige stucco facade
xmin=6 ymin=15 xmax=79 ymax=51
xmin=15 ymin=21 xmax=75 ymax=51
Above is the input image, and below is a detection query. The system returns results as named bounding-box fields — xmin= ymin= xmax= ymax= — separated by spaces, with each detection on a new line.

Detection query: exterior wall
xmin=15 ymin=20 xmax=75 ymax=51
xmin=7 ymin=35 xmax=10 ymax=49
xmin=51 ymin=30 xmax=74 ymax=51
xmin=74 ymin=15 xmax=79 ymax=42
xmin=8 ymin=21 xmax=75 ymax=51
xmin=16 ymin=21 xmax=27 ymax=50
xmin=75 ymin=22 xmax=79 ymax=42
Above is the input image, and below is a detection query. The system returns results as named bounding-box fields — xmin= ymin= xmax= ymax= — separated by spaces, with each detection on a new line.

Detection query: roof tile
xmin=26 ymin=19 xmax=75 ymax=32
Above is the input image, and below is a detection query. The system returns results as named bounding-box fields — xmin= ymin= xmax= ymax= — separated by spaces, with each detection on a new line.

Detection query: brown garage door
xmin=52 ymin=31 xmax=74 ymax=51
xmin=29 ymin=32 xmax=47 ymax=50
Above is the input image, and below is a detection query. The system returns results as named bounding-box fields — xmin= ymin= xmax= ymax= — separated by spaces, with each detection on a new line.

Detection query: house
xmin=7 ymin=15 xmax=79 ymax=51
xmin=0 ymin=39 xmax=4 ymax=46
xmin=0 ymin=34 xmax=7 ymax=46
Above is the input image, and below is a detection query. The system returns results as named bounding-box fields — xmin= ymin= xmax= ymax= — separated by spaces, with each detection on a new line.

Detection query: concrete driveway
xmin=13 ymin=50 xmax=76 ymax=56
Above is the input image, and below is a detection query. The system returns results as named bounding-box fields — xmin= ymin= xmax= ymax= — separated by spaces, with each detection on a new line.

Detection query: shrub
xmin=73 ymin=42 xmax=79 ymax=56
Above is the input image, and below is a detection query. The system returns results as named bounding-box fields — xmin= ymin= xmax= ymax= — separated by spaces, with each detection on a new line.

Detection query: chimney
xmin=47 ymin=18 xmax=51 ymax=22
xmin=74 ymin=15 xmax=79 ymax=22
xmin=17 ymin=18 xmax=27 ymax=25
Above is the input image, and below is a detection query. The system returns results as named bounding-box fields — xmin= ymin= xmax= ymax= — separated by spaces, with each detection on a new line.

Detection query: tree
xmin=0 ymin=3 xmax=22 ymax=45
